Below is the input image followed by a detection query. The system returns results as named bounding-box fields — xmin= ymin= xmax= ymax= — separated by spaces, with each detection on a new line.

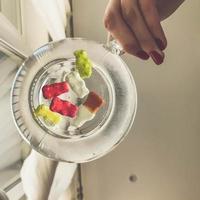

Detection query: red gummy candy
xmin=50 ymin=97 xmax=78 ymax=118
xmin=42 ymin=82 xmax=69 ymax=99
xmin=83 ymin=91 xmax=104 ymax=113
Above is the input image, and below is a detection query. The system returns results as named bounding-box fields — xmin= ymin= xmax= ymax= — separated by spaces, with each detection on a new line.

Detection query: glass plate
xmin=11 ymin=38 xmax=137 ymax=163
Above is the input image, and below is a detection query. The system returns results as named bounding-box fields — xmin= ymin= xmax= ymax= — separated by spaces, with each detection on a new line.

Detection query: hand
xmin=104 ymin=0 xmax=184 ymax=65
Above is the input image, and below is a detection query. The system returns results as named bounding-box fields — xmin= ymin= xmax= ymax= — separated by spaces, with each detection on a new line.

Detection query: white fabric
xmin=31 ymin=0 xmax=71 ymax=40
xmin=21 ymin=151 xmax=57 ymax=200
xmin=21 ymin=151 xmax=77 ymax=200
xmin=48 ymin=162 xmax=76 ymax=200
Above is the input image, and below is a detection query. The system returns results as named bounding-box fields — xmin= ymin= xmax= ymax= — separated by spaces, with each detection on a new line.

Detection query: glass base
xmin=29 ymin=58 xmax=114 ymax=139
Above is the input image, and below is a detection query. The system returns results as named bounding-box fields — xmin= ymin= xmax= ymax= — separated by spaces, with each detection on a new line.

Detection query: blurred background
xmin=0 ymin=0 xmax=200 ymax=199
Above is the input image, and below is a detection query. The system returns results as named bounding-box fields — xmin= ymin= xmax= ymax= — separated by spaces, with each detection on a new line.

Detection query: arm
xmin=157 ymin=0 xmax=185 ymax=20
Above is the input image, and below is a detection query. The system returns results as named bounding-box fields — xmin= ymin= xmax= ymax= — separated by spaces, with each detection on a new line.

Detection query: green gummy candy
xmin=76 ymin=62 xmax=92 ymax=79
xmin=76 ymin=57 xmax=86 ymax=66
xmin=74 ymin=49 xmax=92 ymax=79
xmin=74 ymin=50 xmax=88 ymax=59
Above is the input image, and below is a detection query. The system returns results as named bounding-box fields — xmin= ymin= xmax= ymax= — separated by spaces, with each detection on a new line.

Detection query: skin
xmin=104 ymin=0 xmax=185 ymax=65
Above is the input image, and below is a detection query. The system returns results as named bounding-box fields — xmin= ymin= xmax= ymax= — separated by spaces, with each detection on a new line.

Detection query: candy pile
xmin=34 ymin=50 xmax=104 ymax=131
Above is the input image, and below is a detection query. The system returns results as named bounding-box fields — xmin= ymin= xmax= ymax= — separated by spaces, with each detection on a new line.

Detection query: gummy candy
xmin=64 ymin=71 xmax=89 ymax=98
xmin=50 ymin=97 xmax=78 ymax=118
xmin=70 ymin=91 xmax=104 ymax=128
xmin=83 ymin=91 xmax=104 ymax=113
xmin=74 ymin=49 xmax=92 ymax=79
xmin=42 ymin=82 xmax=69 ymax=99
xmin=74 ymin=49 xmax=88 ymax=59
xmin=70 ymin=105 xmax=95 ymax=128
xmin=35 ymin=104 xmax=61 ymax=125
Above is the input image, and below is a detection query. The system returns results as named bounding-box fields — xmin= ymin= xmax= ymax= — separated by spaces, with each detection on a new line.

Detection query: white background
xmin=73 ymin=1 xmax=200 ymax=200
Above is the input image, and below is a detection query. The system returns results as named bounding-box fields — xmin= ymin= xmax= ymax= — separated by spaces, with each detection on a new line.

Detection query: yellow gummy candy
xmin=35 ymin=105 xmax=48 ymax=116
xmin=35 ymin=104 xmax=61 ymax=125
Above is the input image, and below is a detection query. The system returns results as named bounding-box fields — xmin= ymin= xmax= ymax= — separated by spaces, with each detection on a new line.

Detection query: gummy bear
xmin=83 ymin=91 xmax=104 ymax=113
xmin=35 ymin=104 xmax=61 ymax=125
xmin=70 ymin=91 xmax=104 ymax=128
xmin=70 ymin=105 xmax=95 ymax=128
xmin=42 ymin=82 xmax=69 ymax=99
xmin=50 ymin=97 xmax=78 ymax=118
xmin=64 ymin=71 xmax=89 ymax=98
xmin=74 ymin=49 xmax=92 ymax=79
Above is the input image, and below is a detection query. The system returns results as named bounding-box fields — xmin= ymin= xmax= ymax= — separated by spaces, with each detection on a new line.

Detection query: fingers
xmin=121 ymin=0 xmax=164 ymax=65
xmin=139 ymin=0 xmax=167 ymax=50
xmin=104 ymin=0 xmax=168 ymax=65
xmin=104 ymin=0 xmax=149 ymax=60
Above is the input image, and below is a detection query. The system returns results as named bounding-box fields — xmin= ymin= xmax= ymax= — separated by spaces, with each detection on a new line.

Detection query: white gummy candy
xmin=70 ymin=105 xmax=95 ymax=128
xmin=64 ymin=71 xmax=89 ymax=98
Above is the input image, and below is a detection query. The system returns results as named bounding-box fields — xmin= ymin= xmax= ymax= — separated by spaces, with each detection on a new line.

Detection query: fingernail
xmin=149 ymin=51 xmax=164 ymax=65
xmin=155 ymin=38 xmax=165 ymax=50
xmin=136 ymin=50 xmax=149 ymax=60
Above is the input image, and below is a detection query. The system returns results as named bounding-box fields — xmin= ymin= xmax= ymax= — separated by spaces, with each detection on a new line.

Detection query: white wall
xmin=73 ymin=1 xmax=200 ymax=200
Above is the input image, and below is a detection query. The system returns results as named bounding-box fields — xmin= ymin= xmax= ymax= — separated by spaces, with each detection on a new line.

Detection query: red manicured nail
xmin=136 ymin=50 xmax=149 ymax=60
xmin=155 ymin=38 xmax=165 ymax=50
xmin=149 ymin=51 xmax=164 ymax=65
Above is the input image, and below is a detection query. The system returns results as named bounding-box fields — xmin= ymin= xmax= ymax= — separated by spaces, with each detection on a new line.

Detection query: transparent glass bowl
xmin=11 ymin=38 xmax=137 ymax=163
